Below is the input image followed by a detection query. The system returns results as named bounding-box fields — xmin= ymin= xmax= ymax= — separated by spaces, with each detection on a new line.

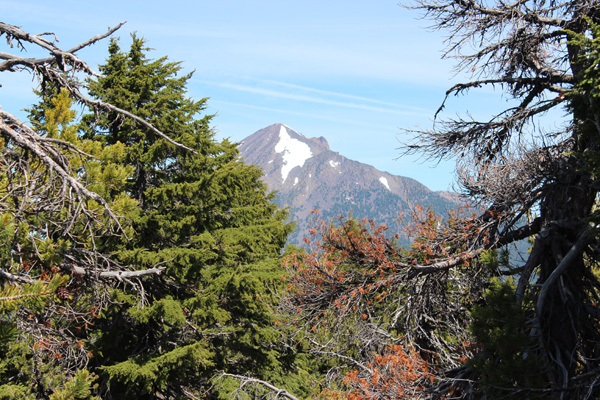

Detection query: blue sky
xmin=1 ymin=0 xmax=503 ymax=191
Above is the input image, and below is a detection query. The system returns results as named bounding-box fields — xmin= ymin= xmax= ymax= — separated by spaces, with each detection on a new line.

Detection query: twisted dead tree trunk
xmin=401 ymin=0 xmax=600 ymax=397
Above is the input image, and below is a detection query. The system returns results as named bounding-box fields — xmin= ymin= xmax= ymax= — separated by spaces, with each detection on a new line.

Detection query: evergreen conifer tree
xmin=82 ymin=35 xmax=299 ymax=398
xmin=0 ymin=89 xmax=135 ymax=399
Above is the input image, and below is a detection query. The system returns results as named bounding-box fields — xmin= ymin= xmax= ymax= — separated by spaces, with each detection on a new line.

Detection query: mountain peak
xmin=239 ymin=124 xmax=330 ymax=184
xmin=247 ymin=124 xmax=330 ymax=150
xmin=239 ymin=123 xmax=462 ymax=247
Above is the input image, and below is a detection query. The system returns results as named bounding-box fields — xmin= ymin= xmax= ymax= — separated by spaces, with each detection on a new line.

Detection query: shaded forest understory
xmin=1 ymin=1 xmax=600 ymax=398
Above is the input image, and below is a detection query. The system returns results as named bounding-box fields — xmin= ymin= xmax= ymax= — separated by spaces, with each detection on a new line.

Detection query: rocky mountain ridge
xmin=239 ymin=123 xmax=461 ymax=247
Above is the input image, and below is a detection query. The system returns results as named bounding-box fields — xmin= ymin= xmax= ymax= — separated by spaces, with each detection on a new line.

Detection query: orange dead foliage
xmin=322 ymin=344 xmax=434 ymax=400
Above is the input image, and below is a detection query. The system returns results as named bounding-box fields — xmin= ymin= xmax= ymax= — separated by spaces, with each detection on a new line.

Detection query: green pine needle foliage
xmin=0 ymin=86 xmax=138 ymax=396
xmin=468 ymin=278 xmax=545 ymax=394
xmin=566 ymin=19 xmax=600 ymax=230
xmin=78 ymin=35 xmax=305 ymax=398
xmin=48 ymin=370 xmax=100 ymax=400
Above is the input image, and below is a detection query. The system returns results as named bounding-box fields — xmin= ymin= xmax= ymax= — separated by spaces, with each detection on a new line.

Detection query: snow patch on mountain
xmin=329 ymin=160 xmax=340 ymax=168
xmin=274 ymin=125 xmax=312 ymax=182
xmin=379 ymin=176 xmax=390 ymax=191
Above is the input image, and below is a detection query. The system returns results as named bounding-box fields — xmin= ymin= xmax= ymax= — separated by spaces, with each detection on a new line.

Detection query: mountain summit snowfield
xmin=239 ymin=123 xmax=461 ymax=246
xmin=274 ymin=125 xmax=313 ymax=183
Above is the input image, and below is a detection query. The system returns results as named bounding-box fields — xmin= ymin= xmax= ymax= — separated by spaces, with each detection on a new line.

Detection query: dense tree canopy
xmin=0 ymin=22 xmax=163 ymax=399
xmin=80 ymin=35 xmax=297 ymax=399
xmin=0 ymin=23 xmax=306 ymax=399
xmin=3 ymin=1 xmax=600 ymax=398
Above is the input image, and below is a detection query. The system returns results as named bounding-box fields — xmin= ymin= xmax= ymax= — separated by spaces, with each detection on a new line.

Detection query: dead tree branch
xmin=217 ymin=373 xmax=300 ymax=400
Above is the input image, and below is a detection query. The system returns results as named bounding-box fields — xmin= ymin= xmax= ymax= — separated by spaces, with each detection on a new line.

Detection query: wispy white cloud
xmin=198 ymin=80 xmax=432 ymax=117
xmin=248 ymin=78 xmax=430 ymax=113
xmin=212 ymin=100 xmax=397 ymax=131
